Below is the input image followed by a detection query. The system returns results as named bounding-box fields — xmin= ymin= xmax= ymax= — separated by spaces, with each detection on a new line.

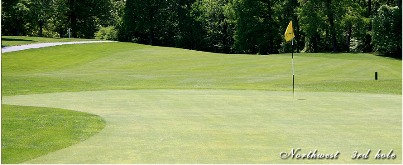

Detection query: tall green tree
xmin=30 ymin=0 xmax=53 ymax=37
xmin=111 ymin=0 xmax=126 ymax=25
xmin=362 ymin=0 xmax=400 ymax=52
xmin=121 ymin=0 xmax=177 ymax=45
xmin=175 ymin=0 xmax=204 ymax=50
xmin=48 ymin=0 xmax=69 ymax=37
xmin=372 ymin=5 xmax=402 ymax=57
xmin=191 ymin=0 xmax=233 ymax=52
xmin=298 ymin=0 xmax=326 ymax=52
xmin=340 ymin=0 xmax=368 ymax=52
xmin=298 ymin=0 xmax=369 ymax=52
xmin=2 ymin=0 xmax=31 ymax=36
xmin=229 ymin=0 xmax=281 ymax=54
xmin=276 ymin=0 xmax=300 ymax=53
xmin=67 ymin=0 xmax=113 ymax=38
xmin=2 ymin=0 xmax=116 ymax=38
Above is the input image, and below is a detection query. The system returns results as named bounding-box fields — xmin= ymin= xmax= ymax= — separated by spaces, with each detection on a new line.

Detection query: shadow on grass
xmin=318 ymin=51 xmax=402 ymax=60
xmin=377 ymin=51 xmax=402 ymax=60
xmin=2 ymin=38 xmax=35 ymax=48
xmin=2 ymin=38 xmax=34 ymax=42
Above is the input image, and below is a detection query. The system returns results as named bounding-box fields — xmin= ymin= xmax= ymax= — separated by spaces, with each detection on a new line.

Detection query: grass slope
xmin=1 ymin=105 xmax=105 ymax=164
xmin=1 ymin=41 xmax=402 ymax=163
xmin=2 ymin=42 xmax=401 ymax=96
xmin=1 ymin=36 xmax=99 ymax=47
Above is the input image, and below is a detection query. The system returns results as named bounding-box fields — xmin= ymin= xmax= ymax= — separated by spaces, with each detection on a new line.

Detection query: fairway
xmin=2 ymin=90 xmax=401 ymax=163
xmin=2 ymin=42 xmax=401 ymax=164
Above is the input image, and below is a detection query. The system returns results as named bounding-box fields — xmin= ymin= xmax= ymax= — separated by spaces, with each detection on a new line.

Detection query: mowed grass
xmin=2 ymin=90 xmax=401 ymax=164
xmin=2 ymin=42 xmax=401 ymax=96
xmin=1 ymin=41 xmax=402 ymax=163
xmin=1 ymin=36 xmax=99 ymax=47
xmin=1 ymin=105 xmax=105 ymax=164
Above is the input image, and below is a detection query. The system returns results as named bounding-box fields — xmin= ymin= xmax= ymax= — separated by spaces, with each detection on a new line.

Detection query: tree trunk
xmin=148 ymin=4 xmax=157 ymax=45
xmin=364 ymin=0 xmax=372 ymax=52
xmin=68 ymin=0 xmax=77 ymax=38
xmin=326 ymin=0 xmax=337 ymax=52
xmin=368 ymin=0 xmax=371 ymax=17
xmin=39 ymin=19 xmax=43 ymax=37
xmin=292 ymin=0 xmax=300 ymax=53
xmin=346 ymin=24 xmax=352 ymax=52
xmin=294 ymin=16 xmax=300 ymax=53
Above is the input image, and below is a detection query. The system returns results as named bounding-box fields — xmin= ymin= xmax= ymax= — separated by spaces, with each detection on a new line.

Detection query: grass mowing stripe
xmin=1 ymin=105 xmax=106 ymax=164
xmin=2 ymin=42 xmax=401 ymax=96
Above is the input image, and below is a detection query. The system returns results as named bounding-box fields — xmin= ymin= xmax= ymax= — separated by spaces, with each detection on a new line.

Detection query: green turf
xmin=1 ymin=40 xmax=402 ymax=164
xmin=2 ymin=90 xmax=401 ymax=164
xmin=2 ymin=42 xmax=401 ymax=96
xmin=1 ymin=36 xmax=99 ymax=47
xmin=1 ymin=104 xmax=105 ymax=164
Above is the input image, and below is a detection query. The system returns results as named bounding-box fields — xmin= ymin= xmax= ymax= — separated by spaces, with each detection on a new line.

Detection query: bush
xmin=95 ymin=26 xmax=118 ymax=40
xmin=372 ymin=5 xmax=402 ymax=57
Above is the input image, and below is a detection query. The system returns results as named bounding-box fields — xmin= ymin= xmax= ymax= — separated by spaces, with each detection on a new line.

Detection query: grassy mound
xmin=1 ymin=105 xmax=105 ymax=164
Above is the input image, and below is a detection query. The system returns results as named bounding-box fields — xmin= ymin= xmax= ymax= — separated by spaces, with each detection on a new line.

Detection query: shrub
xmin=95 ymin=26 xmax=118 ymax=40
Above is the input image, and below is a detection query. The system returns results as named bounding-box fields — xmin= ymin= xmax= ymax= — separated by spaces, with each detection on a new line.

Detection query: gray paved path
xmin=2 ymin=41 xmax=116 ymax=53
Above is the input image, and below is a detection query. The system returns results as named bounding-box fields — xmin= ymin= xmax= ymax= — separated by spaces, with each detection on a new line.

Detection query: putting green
xmin=2 ymin=90 xmax=401 ymax=164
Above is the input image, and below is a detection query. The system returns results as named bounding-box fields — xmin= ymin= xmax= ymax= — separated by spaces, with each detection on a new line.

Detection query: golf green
xmin=3 ymin=89 xmax=401 ymax=164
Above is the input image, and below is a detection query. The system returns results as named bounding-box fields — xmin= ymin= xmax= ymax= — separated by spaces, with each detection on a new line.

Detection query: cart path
xmin=2 ymin=40 xmax=116 ymax=53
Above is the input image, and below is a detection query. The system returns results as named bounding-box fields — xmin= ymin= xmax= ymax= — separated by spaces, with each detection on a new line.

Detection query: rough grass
xmin=1 ymin=105 xmax=105 ymax=164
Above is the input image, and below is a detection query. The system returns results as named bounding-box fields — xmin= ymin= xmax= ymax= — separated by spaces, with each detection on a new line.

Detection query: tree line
xmin=2 ymin=0 xmax=124 ymax=38
xmin=2 ymin=0 xmax=401 ymax=56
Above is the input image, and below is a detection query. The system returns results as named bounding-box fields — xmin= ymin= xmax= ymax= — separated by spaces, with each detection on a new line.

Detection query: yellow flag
xmin=284 ymin=21 xmax=295 ymax=42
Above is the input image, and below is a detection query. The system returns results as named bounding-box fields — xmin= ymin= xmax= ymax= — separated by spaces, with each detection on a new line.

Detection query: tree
xmin=111 ymin=0 xmax=126 ymax=26
xmin=121 ymin=0 xmax=177 ymax=45
xmin=277 ymin=0 xmax=301 ymax=53
xmin=298 ymin=0 xmax=369 ymax=53
xmin=191 ymin=0 xmax=232 ymax=52
xmin=362 ymin=0 xmax=400 ymax=52
xmin=340 ymin=0 xmax=368 ymax=52
xmin=175 ymin=0 xmax=204 ymax=50
xmin=325 ymin=0 xmax=338 ymax=52
xmin=2 ymin=0 xmax=31 ymax=36
xmin=48 ymin=0 xmax=69 ymax=37
xmin=229 ymin=0 xmax=281 ymax=54
xmin=2 ymin=0 xmax=116 ymax=38
xmin=30 ymin=0 xmax=53 ymax=37
xmin=372 ymin=5 xmax=402 ymax=57
xmin=298 ymin=0 xmax=327 ymax=52
xmin=66 ymin=0 xmax=114 ymax=38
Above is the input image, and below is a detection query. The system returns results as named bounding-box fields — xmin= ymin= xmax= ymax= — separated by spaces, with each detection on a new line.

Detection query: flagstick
xmin=292 ymin=38 xmax=295 ymax=97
